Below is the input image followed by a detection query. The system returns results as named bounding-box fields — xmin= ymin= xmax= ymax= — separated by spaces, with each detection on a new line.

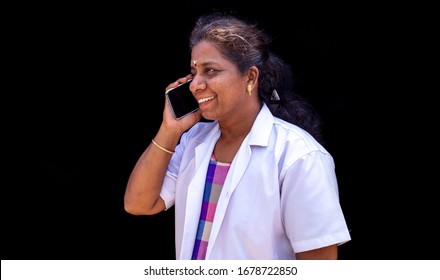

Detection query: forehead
xmin=191 ymin=40 xmax=225 ymax=65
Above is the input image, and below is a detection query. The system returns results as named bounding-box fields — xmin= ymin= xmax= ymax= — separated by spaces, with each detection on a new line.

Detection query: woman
xmin=124 ymin=12 xmax=351 ymax=260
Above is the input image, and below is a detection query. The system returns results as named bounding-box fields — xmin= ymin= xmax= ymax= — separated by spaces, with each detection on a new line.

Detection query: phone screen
xmin=165 ymin=79 xmax=199 ymax=119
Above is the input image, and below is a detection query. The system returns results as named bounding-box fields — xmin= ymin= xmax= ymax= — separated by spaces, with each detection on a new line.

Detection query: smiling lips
xmin=197 ymin=96 xmax=215 ymax=104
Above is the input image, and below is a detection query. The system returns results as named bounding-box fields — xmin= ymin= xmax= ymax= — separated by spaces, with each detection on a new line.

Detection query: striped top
xmin=191 ymin=153 xmax=231 ymax=260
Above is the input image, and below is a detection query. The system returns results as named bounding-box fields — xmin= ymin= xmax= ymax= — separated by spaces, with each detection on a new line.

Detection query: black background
xmin=4 ymin=1 xmax=437 ymax=260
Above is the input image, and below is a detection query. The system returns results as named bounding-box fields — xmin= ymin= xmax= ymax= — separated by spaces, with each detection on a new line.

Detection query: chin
xmin=201 ymin=112 xmax=216 ymax=121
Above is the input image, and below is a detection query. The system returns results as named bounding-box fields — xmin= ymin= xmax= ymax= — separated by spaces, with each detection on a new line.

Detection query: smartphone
xmin=165 ymin=79 xmax=199 ymax=119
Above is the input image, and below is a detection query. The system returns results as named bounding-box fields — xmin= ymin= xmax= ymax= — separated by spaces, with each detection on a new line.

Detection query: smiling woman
xmin=123 ymin=12 xmax=351 ymax=260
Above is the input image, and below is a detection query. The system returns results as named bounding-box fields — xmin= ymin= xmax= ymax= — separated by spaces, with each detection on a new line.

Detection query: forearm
xmin=124 ymin=129 xmax=181 ymax=215
xmin=295 ymin=244 xmax=338 ymax=260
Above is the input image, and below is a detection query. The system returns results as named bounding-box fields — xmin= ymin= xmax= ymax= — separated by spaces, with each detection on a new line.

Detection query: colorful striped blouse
xmin=191 ymin=153 xmax=231 ymax=260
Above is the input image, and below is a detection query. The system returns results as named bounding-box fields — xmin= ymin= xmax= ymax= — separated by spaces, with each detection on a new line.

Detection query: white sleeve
xmin=281 ymin=150 xmax=351 ymax=252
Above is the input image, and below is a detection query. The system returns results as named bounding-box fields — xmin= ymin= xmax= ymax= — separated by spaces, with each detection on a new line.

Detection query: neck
xmin=218 ymin=102 xmax=261 ymax=140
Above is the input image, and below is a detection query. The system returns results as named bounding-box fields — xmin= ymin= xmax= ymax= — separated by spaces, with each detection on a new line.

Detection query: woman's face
xmin=190 ymin=40 xmax=252 ymax=122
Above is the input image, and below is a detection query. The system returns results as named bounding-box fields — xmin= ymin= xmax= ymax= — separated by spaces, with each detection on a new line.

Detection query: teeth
xmin=198 ymin=96 xmax=215 ymax=104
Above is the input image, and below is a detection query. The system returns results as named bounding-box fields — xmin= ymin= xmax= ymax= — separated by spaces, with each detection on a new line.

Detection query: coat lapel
xmin=205 ymin=135 xmax=252 ymax=258
xmin=179 ymin=123 xmax=220 ymax=259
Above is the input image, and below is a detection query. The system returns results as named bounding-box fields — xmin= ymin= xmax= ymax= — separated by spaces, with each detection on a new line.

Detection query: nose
xmin=189 ymin=75 xmax=206 ymax=94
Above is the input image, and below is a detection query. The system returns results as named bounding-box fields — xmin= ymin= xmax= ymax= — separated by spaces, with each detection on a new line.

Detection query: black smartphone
xmin=165 ymin=79 xmax=199 ymax=119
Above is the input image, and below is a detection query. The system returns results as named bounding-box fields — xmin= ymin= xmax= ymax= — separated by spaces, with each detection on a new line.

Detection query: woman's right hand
xmin=161 ymin=74 xmax=202 ymax=136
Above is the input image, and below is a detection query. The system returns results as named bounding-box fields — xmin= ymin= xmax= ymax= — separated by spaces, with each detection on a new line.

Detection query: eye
xmin=204 ymin=68 xmax=217 ymax=75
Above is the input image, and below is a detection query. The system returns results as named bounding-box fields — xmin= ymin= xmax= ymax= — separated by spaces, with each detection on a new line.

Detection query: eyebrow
xmin=190 ymin=61 xmax=220 ymax=69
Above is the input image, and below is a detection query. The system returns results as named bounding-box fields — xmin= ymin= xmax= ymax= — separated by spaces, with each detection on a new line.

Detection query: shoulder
xmin=273 ymin=117 xmax=322 ymax=149
xmin=273 ymin=117 xmax=331 ymax=159
xmin=251 ymin=104 xmax=327 ymax=155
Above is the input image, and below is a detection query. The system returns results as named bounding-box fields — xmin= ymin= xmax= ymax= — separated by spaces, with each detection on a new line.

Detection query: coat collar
xmin=247 ymin=103 xmax=274 ymax=147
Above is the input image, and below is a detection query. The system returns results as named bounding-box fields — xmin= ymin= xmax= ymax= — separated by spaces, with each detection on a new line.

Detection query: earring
xmin=247 ymin=84 xmax=252 ymax=95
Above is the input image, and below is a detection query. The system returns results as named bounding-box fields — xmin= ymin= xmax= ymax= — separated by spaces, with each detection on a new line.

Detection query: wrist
xmin=151 ymin=139 xmax=175 ymax=155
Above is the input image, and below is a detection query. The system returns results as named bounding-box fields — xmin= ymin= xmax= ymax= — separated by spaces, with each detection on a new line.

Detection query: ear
xmin=247 ymin=66 xmax=259 ymax=86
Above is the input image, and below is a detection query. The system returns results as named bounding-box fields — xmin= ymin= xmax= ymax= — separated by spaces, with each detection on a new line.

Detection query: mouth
xmin=197 ymin=96 xmax=215 ymax=104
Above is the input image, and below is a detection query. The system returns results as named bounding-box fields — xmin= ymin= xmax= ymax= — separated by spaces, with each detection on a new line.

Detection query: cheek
xmin=219 ymin=81 xmax=245 ymax=98
xmin=209 ymin=74 xmax=247 ymax=102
